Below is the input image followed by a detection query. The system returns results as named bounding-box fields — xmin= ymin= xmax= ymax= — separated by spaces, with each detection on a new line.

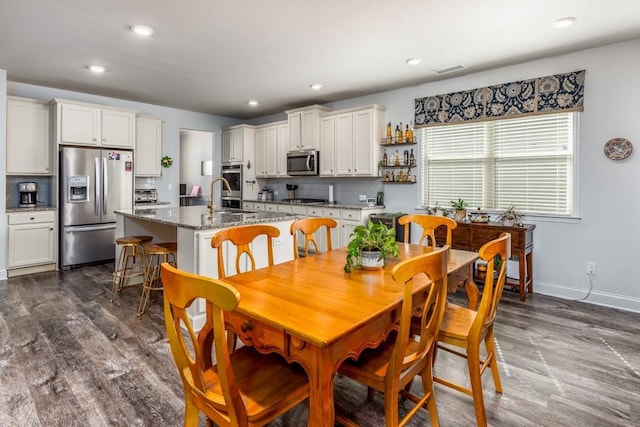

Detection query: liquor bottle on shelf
xmin=396 ymin=125 xmax=403 ymax=144
xmin=383 ymin=151 xmax=388 ymax=166
xmin=410 ymin=148 xmax=416 ymax=166
xmin=394 ymin=149 xmax=400 ymax=166
xmin=403 ymin=150 xmax=409 ymax=165
xmin=386 ymin=122 xmax=392 ymax=143
xmin=404 ymin=124 xmax=411 ymax=143
xmin=390 ymin=169 xmax=395 ymax=182
xmin=408 ymin=121 xmax=415 ymax=143
xmin=398 ymin=170 xmax=404 ymax=182
xmin=407 ymin=169 xmax=412 ymax=181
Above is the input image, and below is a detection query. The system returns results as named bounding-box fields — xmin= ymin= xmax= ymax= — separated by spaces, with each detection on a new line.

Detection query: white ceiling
xmin=1 ymin=0 xmax=640 ymax=119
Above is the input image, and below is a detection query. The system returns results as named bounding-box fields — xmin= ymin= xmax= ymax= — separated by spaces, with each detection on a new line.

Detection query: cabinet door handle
xmin=92 ymin=138 xmax=97 ymax=141
xmin=30 ymin=217 xmax=35 ymax=220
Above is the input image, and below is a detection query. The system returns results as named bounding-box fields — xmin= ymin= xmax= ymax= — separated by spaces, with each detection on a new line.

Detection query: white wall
xmin=180 ymin=129 xmax=214 ymax=198
xmin=317 ymin=39 xmax=640 ymax=312
xmin=6 ymin=82 xmax=241 ymax=205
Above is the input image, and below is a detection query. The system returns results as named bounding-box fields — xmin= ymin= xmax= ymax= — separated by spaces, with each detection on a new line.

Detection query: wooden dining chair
xmin=434 ymin=232 xmax=511 ymax=427
xmin=398 ymin=214 xmax=457 ymax=247
xmin=338 ymin=246 xmax=449 ymax=427
xmin=211 ymin=224 xmax=280 ymax=350
xmin=290 ymin=217 xmax=338 ymax=259
xmin=210 ymin=224 xmax=279 ymax=278
xmin=160 ymin=262 xmax=309 ymax=427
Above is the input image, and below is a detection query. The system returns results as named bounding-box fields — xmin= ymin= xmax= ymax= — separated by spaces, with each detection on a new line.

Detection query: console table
xmin=435 ymin=221 xmax=536 ymax=301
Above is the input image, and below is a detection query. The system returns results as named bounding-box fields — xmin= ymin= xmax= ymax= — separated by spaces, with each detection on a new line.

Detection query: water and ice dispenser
xmin=68 ymin=176 xmax=89 ymax=202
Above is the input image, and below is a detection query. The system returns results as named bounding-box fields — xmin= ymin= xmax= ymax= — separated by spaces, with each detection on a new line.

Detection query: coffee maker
xmin=18 ymin=182 xmax=37 ymax=208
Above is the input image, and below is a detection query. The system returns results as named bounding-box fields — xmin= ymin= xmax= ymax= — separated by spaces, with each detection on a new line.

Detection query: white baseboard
xmin=0 ymin=269 xmax=7 ymax=281
xmin=534 ymin=281 xmax=640 ymax=314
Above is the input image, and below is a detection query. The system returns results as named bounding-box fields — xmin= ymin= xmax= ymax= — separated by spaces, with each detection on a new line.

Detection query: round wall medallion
xmin=604 ymin=138 xmax=633 ymax=160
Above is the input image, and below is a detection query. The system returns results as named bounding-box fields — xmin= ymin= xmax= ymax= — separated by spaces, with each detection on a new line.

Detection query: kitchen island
xmin=115 ymin=205 xmax=301 ymax=328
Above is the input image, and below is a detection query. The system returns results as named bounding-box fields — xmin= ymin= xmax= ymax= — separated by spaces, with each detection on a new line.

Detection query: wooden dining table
xmin=221 ymin=243 xmax=478 ymax=426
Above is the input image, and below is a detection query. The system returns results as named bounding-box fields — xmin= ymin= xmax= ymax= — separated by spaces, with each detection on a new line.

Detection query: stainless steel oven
xmin=221 ymin=164 xmax=242 ymax=207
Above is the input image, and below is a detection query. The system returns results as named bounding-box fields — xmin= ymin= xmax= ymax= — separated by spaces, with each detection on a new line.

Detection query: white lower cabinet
xmin=7 ymin=211 xmax=56 ymax=273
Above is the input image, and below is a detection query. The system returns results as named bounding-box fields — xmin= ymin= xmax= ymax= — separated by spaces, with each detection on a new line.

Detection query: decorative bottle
xmin=383 ymin=151 xmax=388 ymax=166
xmin=394 ymin=149 xmax=400 ymax=166
xmin=396 ymin=125 xmax=403 ymax=144
xmin=403 ymin=150 xmax=409 ymax=165
xmin=410 ymin=149 xmax=415 ymax=166
xmin=386 ymin=122 xmax=392 ymax=143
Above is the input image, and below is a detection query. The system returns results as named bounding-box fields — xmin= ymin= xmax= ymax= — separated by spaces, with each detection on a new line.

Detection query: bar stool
xmin=137 ymin=242 xmax=177 ymax=316
xmin=110 ymin=235 xmax=153 ymax=303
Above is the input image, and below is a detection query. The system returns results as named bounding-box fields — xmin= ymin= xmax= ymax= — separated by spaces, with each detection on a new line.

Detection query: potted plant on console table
xmin=344 ymin=221 xmax=400 ymax=272
xmin=450 ymin=198 xmax=469 ymax=221
xmin=496 ymin=204 xmax=525 ymax=226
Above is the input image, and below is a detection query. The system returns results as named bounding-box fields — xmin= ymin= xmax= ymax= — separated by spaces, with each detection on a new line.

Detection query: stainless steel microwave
xmin=286 ymin=150 xmax=319 ymax=176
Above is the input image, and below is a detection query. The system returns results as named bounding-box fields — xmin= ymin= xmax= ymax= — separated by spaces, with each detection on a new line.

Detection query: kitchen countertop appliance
xmin=60 ymin=146 xmax=133 ymax=268
xmin=18 ymin=182 xmax=38 ymax=208
xmin=135 ymin=188 xmax=158 ymax=204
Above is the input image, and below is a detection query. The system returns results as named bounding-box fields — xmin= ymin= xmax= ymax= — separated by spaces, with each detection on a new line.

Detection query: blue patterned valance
xmin=414 ymin=70 xmax=585 ymax=128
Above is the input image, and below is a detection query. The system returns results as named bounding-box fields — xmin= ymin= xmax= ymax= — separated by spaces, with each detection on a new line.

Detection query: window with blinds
xmin=421 ymin=112 xmax=576 ymax=215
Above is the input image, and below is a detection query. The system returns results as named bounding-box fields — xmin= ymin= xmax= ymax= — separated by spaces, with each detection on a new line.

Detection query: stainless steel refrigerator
xmin=60 ymin=146 xmax=134 ymax=268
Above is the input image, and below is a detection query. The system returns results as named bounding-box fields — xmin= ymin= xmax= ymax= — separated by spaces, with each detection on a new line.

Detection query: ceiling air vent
xmin=433 ymin=64 xmax=467 ymax=75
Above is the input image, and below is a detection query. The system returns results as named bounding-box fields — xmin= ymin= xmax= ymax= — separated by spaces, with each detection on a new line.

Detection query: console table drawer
xmin=473 ymin=228 xmax=522 ymax=250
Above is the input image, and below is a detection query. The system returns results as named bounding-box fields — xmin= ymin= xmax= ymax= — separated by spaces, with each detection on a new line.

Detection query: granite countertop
xmin=117 ymin=205 xmax=302 ymax=230
xmin=6 ymin=205 xmax=57 ymax=213
xmin=245 ymin=199 xmax=385 ymax=210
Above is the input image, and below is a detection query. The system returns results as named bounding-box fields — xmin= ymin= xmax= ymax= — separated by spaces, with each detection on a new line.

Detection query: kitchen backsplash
xmin=6 ymin=176 xmax=55 ymax=208
xmin=258 ymin=177 xmax=383 ymax=205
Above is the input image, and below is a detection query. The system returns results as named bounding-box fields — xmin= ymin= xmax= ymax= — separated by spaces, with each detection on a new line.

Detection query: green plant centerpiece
xmin=344 ymin=221 xmax=400 ymax=272
xmin=496 ymin=204 xmax=525 ymax=226
xmin=450 ymin=198 xmax=469 ymax=221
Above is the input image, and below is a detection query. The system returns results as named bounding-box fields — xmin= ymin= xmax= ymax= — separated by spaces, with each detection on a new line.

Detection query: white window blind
xmin=422 ymin=112 xmax=575 ymax=215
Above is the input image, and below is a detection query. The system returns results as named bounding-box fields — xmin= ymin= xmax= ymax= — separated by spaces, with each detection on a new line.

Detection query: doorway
xmin=179 ymin=129 xmax=214 ymax=205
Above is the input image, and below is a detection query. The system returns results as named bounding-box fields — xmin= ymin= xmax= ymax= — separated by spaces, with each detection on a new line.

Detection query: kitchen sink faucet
xmin=208 ymin=177 xmax=232 ymax=216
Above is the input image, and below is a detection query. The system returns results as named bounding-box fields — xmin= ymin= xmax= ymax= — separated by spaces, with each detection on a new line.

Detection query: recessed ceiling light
xmin=88 ymin=64 xmax=106 ymax=73
xmin=309 ymin=83 xmax=323 ymax=90
xmin=248 ymin=100 xmax=259 ymax=107
xmin=405 ymin=58 xmax=421 ymax=66
xmin=554 ymin=17 xmax=577 ymax=28
xmin=130 ymin=25 xmax=154 ymax=36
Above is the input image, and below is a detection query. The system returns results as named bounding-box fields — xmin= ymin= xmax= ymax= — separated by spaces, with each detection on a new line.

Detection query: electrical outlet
xmin=586 ymin=262 xmax=596 ymax=275
xmin=273 ymin=237 xmax=282 ymax=246
xmin=359 ymin=194 xmax=367 ymax=201
xmin=168 ymin=184 xmax=172 ymax=191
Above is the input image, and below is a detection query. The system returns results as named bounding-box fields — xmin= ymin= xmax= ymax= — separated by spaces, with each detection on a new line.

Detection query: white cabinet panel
xmin=6 ymin=97 xmax=52 ymax=175
xmin=135 ymin=116 xmax=162 ymax=177
xmin=7 ymin=212 xmax=56 ymax=269
xmin=57 ymin=100 xmax=135 ymax=148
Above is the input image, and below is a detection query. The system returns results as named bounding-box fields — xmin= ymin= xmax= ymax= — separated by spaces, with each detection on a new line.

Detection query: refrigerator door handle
xmin=94 ymin=157 xmax=101 ymax=216
xmin=103 ymin=157 xmax=108 ymax=215
xmin=64 ymin=224 xmax=116 ymax=233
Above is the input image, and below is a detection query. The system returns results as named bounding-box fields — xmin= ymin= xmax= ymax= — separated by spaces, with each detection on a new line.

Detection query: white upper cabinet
xmin=276 ymin=122 xmax=289 ymax=177
xmin=320 ymin=104 xmax=385 ymax=177
xmin=222 ymin=125 xmax=254 ymax=164
xmin=135 ymin=116 xmax=163 ymax=177
xmin=286 ymin=105 xmax=331 ymax=151
xmin=319 ymin=115 xmax=336 ymax=176
xmin=255 ymin=121 xmax=289 ymax=178
xmin=6 ymin=96 xmax=52 ymax=175
xmin=55 ymin=99 xmax=136 ymax=148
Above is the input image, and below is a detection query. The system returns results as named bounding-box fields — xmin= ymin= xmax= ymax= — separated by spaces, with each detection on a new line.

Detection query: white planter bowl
xmin=360 ymin=250 xmax=384 ymax=270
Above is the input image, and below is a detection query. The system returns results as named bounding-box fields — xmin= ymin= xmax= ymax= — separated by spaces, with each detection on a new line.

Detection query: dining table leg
xmin=305 ymin=346 xmax=337 ymax=426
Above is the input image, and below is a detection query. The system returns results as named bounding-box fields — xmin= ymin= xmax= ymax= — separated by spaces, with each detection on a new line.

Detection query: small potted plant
xmin=344 ymin=221 xmax=400 ymax=272
xmin=450 ymin=198 xmax=469 ymax=221
xmin=496 ymin=204 xmax=525 ymax=226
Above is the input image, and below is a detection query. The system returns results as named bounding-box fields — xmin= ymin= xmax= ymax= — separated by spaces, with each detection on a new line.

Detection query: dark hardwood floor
xmin=1 ymin=264 xmax=639 ymax=426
